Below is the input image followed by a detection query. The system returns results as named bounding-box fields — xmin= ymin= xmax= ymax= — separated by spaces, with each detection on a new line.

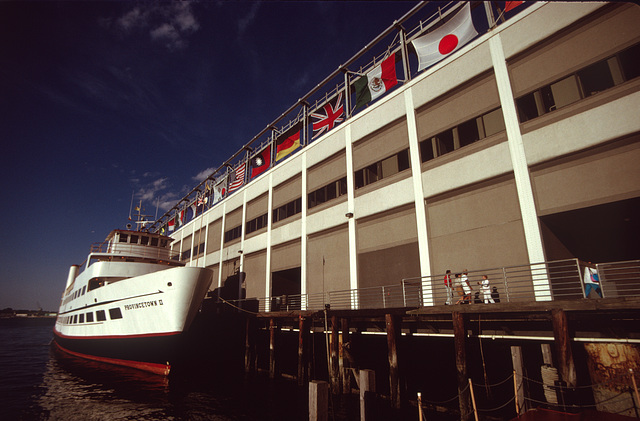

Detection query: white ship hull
xmin=54 ymin=240 xmax=212 ymax=375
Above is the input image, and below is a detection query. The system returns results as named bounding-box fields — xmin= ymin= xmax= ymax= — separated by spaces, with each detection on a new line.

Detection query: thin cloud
xmin=192 ymin=167 xmax=215 ymax=183
xmin=111 ymin=2 xmax=200 ymax=51
xmin=237 ymin=2 xmax=260 ymax=38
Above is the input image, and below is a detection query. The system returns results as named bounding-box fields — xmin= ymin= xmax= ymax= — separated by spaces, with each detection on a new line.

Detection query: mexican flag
xmin=354 ymin=54 xmax=397 ymax=109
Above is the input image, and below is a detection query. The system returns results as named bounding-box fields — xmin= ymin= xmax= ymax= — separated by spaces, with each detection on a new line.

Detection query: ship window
xmin=130 ymin=235 xmax=139 ymax=244
xmin=81 ymin=286 xmax=86 ymax=295
xmin=109 ymin=308 xmax=123 ymax=320
xmin=73 ymin=314 xmax=78 ymax=324
xmin=86 ymin=312 xmax=94 ymax=323
xmin=119 ymin=234 xmax=128 ymax=243
xmin=96 ymin=310 xmax=106 ymax=321
xmin=160 ymin=239 xmax=168 ymax=248
xmin=141 ymin=236 xmax=149 ymax=245
xmin=79 ymin=313 xmax=84 ymax=323
xmin=150 ymin=237 xmax=159 ymax=247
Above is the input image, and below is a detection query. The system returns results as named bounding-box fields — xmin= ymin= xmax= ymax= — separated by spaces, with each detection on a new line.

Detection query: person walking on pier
xmin=444 ymin=270 xmax=453 ymax=305
xmin=479 ymin=275 xmax=495 ymax=304
xmin=583 ymin=265 xmax=602 ymax=298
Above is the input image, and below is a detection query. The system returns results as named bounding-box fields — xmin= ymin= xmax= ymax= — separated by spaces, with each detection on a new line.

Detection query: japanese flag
xmin=412 ymin=3 xmax=478 ymax=72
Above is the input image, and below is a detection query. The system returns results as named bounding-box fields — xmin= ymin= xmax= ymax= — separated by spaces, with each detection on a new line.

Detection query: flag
xmin=168 ymin=218 xmax=175 ymax=232
xmin=504 ymin=1 xmax=523 ymax=12
xmin=228 ymin=162 xmax=246 ymax=192
xmin=411 ymin=2 xmax=478 ymax=72
xmin=311 ymin=91 xmax=344 ymax=139
xmin=354 ymin=54 xmax=397 ymax=109
xmin=276 ymin=123 xmax=302 ymax=162
xmin=212 ymin=176 xmax=227 ymax=205
xmin=250 ymin=145 xmax=271 ymax=179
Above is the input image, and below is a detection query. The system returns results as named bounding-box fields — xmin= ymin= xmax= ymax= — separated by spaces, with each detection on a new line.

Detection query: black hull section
xmin=53 ymin=332 xmax=184 ymax=375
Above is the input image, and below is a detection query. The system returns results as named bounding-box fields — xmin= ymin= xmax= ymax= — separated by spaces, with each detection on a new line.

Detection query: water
xmin=0 ymin=318 xmax=331 ymax=421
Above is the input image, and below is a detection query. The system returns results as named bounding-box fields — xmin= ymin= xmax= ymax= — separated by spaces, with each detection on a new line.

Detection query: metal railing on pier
xmin=221 ymin=259 xmax=640 ymax=313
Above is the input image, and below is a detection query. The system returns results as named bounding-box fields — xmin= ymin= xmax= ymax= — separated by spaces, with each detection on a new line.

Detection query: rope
xmin=477 ymin=394 xmax=516 ymax=412
xmin=471 ymin=372 xmax=514 ymax=389
xmin=420 ymin=383 xmax=469 ymax=405
xmin=217 ymin=296 xmax=260 ymax=315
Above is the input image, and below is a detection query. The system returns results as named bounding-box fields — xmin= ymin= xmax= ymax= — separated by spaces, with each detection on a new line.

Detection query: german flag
xmin=276 ymin=122 xmax=302 ymax=162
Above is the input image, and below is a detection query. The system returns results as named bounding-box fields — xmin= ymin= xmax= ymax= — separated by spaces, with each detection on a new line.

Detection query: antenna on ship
xmin=132 ymin=200 xmax=155 ymax=232
xmin=128 ymin=190 xmax=135 ymax=221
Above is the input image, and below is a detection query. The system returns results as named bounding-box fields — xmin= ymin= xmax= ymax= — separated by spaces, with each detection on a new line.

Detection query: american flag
xmin=228 ymin=162 xmax=246 ymax=192
xmin=311 ymin=91 xmax=344 ymax=139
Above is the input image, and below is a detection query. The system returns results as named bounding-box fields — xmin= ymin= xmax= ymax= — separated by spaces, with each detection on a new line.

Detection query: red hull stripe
xmin=53 ymin=340 xmax=171 ymax=376
xmin=54 ymin=328 xmax=181 ymax=340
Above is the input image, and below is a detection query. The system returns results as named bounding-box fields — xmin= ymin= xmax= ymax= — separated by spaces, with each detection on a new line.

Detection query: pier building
xmin=153 ymin=1 xmax=639 ymax=309
xmin=150 ymin=2 xmax=640 ymax=419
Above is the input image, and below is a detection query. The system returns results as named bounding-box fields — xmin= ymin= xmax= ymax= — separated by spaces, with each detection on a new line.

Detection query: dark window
xmin=338 ymin=177 xmax=347 ymax=196
xmin=273 ymin=198 xmax=302 ymax=222
xmin=79 ymin=313 xmax=84 ymax=323
xmin=315 ymin=186 xmax=326 ymax=204
xmin=435 ymin=130 xmax=454 ymax=156
xmin=458 ymin=118 xmax=480 ymax=148
xmin=73 ymin=314 xmax=78 ymax=324
xmin=150 ymin=237 xmax=159 ymax=247
xmin=516 ymin=92 xmax=539 ymax=122
xmin=224 ymin=225 xmax=242 ymax=243
xmin=354 ymin=168 xmax=365 ymax=189
xmin=141 ymin=236 xmax=149 ymax=245
xmin=109 ymin=308 xmax=123 ymax=320
xmin=397 ymin=149 xmax=410 ymax=172
xmin=198 ymin=243 xmax=205 ymax=254
xmin=578 ymin=60 xmax=614 ymax=97
xmin=86 ymin=312 xmax=94 ymax=323
xmin=160 ymin=239 xmax=168 ymax=248
xmin=81 ymin=286 xmax=86 ymax=295
xmin=119 ymin=234 xmax=128 ymax=243
xmin=619 ymin=43 xmax=640 ymax=81
xmin=96 ymin=310 xmax=106 ymax=321
xmin=130 ymin=235 xmax=139 ymax=244
xmin=420 ymin=138 xmax=435 ymax=163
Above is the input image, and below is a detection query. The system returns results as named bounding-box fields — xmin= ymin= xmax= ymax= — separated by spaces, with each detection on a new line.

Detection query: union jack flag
xmin=311 ymin=91 xmax=344 ymax=139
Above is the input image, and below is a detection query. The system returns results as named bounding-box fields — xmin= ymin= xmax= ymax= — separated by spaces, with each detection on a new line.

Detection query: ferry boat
xmin=53 ymin=228 xmax=212 ymax=375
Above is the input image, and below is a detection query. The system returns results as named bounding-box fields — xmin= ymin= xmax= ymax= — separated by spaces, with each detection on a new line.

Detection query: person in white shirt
xmin=479 ymin=275 xmax=495 ymax=304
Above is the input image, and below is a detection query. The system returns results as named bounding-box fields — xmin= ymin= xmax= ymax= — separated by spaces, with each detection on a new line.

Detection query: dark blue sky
xmin=0 ymin=1 xmax=422 ymax=311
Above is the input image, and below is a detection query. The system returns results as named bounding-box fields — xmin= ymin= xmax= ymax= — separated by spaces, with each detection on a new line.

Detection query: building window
xmin=272 ymin=198 xmax=302 ymax=223
xmin=308 ymin=177 xmax=348 ymax=209
xmin=420 ymin=106 xmax=505 ymax=163
xmin=515 ymin=42 xmax=640 ymax=123
xmin=355 ymin=149 xmax=410 ymax=189
xmin=224 ymin=225 xmax=242 ymax=243
xmin=86 ymin=312 xmax=94 ymax=323
xmin=246 ymin=213 xmax=268 ymax=234
xmin=96 ymin=310 xmax=106 ymax=321
xmin=109 ymin=308 xmax=123 ymax=320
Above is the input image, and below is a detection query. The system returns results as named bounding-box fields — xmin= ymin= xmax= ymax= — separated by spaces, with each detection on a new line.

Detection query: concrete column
xmin=309 ymin=380 xmax=329 ymax=421
xmin=404 ymin=88 xmax=433 ymax=306
xmin=359 ymin=369 xmax=376 ymax=421
xmin=489 ymin=33 xmax=549 ymax=301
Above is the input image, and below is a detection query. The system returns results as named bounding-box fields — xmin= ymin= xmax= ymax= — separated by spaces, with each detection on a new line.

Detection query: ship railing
xmin=222 ymin=259 xmax=640 ymax=313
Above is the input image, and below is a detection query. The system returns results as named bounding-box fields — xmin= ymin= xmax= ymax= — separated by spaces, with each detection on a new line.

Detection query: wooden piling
xmin=269 ymin=317 xmax=278 ymax=379
xmin=331 ymin=315 xmax=340 ymax=394
xmin=452 ymin=311 xmax=471 ymax=420
xmin=244 ymin=315 xmax=256 ymax=376
xmin=298 ymin=316 xmax=310 ymax=386
xmin=551 ymin=308 xmax=576 ymax=388
xmin=341 ymin=317 xmax=351 ymax=394
xmin=511 ymin=346 xmax=525 ymax=414
xmin=385 ymin=313 xmax=401 ymax=409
